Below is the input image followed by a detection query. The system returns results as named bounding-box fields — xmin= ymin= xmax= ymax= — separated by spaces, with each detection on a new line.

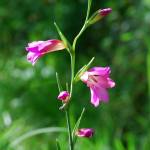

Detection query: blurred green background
xmin=0 ymin=0 xmax=150 ymax=149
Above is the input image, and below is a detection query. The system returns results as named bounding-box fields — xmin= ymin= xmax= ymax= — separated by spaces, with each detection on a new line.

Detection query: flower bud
xmin=76 ymin=128 xmax=94 ymax=138
xmin=57 ymin=91 xmax=70 ymax=103
xmin=88 ymin=8 xmax=112 ymax=25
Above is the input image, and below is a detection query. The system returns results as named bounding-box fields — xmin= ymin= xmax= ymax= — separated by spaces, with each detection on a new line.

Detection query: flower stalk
xmin=25 ymin=0 xmax=114 ymax=149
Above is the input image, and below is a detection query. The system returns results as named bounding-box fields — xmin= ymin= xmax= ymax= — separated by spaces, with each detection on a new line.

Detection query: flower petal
xmin=88 ymin=67 xmax=111 ymax=77
xmin=97 ymin=86 xmax=109 ymax=102
xmin=90 ymin=86 xmax=100 ymax=107
xmin=25 ymin=39 xmax=65 ymax=65
xmin=26 ymin=41 xmax=44 ymax=52
xmin=27 ymin=52 xmax=42 ymax=65
xmin=107 ymin=78 xmax=115 ymax=88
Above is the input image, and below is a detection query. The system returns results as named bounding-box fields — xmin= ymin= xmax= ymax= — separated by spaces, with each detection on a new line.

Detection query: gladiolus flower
xmin=80 ymin=67 xmax=115 ymax=107
xmin=26 ymin=39 xmax=65 ymax=65
xmin=57 ymin=91 xmax=70 ymax=103
xmin=76 ymin=128 xmax=94 ymax=138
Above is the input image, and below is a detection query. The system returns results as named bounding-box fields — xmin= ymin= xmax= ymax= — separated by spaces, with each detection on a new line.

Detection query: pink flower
xmin=26 ymin=39 xmax=65 ymax=65
xmin=57 ymin=91 xmax=70 ymax=103
xmin=80 ymin=67 xmax=115 ymax=107
xmin=99 ymin=8 xmax=112 ymax=16
xmin=76 ymin=128 xmax=94 ymax=138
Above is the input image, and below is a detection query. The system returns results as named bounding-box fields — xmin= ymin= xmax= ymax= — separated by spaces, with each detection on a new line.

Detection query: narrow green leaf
xmin=56 ymin=139 xmax=61 ymax=150
xmin=72 ymin=108 xmax=85 ymax=141
xmin=56 ymin=72 xmax=63 ymax=92
xmin=54 ymin=22 xmax=72 ymax=53
xmin=10 ymin=127 xmax=67 ymax=147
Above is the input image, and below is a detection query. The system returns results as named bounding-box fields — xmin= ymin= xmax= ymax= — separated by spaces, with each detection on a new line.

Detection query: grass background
xmin=0 ymin=0 xmax=149 ymax=149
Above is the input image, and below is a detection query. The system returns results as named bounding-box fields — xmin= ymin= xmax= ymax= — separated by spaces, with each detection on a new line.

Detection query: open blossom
xmin=80 ymin=67 xmax=115 ymax=107
xmin=76 ymin=128 xmax=94 ymax=138
xmin=57 ymin=91 xmax=70 ymax=103
xmin=26 ymin=39 xmax=65 ymax=65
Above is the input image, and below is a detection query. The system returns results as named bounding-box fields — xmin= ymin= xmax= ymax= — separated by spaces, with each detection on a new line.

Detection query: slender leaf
xmin=54 ymin=22 xmax=72 ymax=53
xmin=72 ymin=108 xmax=85 ymax=141
xmin=10 ymin=127 xmax=67 ymax=147
xmin=56 ymin=139 xmax=61 ymax=150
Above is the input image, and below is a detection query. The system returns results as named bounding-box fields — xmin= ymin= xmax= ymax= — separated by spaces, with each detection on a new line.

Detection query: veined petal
xmin=90 ymin=86 xmax=100 ymax=107
xmin=38 ymin=40 xmax=65 ymax=53
xmin=26 ymin=40 xmax=65 ymax=53
xmin=93 ymin=76 xmax=115 ymax=89
xmin=27 ymin=52 xmax=43 ymax=65
xmin=97 ymin=86 xmax=109 ymax=102
xmin=25 ymin=39 xmax=65 ymax=65
xmin=90 ymin=86 xmax=109 ymax=107
xmin=88 ymin=67 xmax=111 ymax=77
xmin=26 ymin=41 xmax=44 ymax=52
xmin=107 ymin=78 xmax=116 ymax=88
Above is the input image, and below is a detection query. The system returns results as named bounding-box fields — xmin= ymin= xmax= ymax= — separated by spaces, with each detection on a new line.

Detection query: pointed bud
xmin=88 ymin=8 xmax=112 ymax=25
xmin=57 ymin=91 xmax=70 ymax=103
xmin=76 ymin=128 xmax=94 ymax=138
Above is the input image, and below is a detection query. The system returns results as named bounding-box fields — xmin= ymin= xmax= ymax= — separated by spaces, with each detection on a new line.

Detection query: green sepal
xmin=54 ymin=22 xmax=72 ymax=53
xmin=87 ymin=10 xmax=102 ymax=26
xmin=74 ymin=57 xmax=95 ymax=82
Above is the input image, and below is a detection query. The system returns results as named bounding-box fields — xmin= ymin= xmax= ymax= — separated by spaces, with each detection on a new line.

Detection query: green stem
xmin=70 ymin=52 xmax=75 ymax=96
xmin=66 ymin=52 xmax=75 ymax=150
xmin=72 ymin=24 xmax=88 ymax=51
xmin=148 ymin=47 xmax=150 ymax=99
xmin=65 ymin=1 xmax=92 ymax=149
xmin=65 ymin=108 xmax=74 ymax=150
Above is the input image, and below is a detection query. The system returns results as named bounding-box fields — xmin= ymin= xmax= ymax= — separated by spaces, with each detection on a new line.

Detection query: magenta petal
xmin=90 ymin=86 xmax=109 ymax=107
xmin=90 ymin=87 xmax=100 ymax=107
xmin=26 ymin=41 xmax=44 ymax=52
xmin=107 ymin=78 xmax=116 ymax=88
xmin=89 ymin=67 xmax=111 ymax=77
xmin=97 ymin=86 xmax=109 ymax=102
xmin=25 ymin=39 xmax=65 ymax=65
xmin=27 ymin=52 xmax=42 ymax=65
xmin=57 ymin=91 xmax=70 ymax=102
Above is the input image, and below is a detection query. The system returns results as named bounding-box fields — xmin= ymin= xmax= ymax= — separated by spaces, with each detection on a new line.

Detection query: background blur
xmin=0 ymin=0 xmax=150 ymax=149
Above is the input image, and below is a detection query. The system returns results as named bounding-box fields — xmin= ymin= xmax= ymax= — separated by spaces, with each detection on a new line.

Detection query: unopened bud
xmin=57 ymin=91 xmax=70 ymax=103
xmin=88 ymin=8 xmax=112 ymax=25
xmin=76 ymin=128 xmax=94 ymax=138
